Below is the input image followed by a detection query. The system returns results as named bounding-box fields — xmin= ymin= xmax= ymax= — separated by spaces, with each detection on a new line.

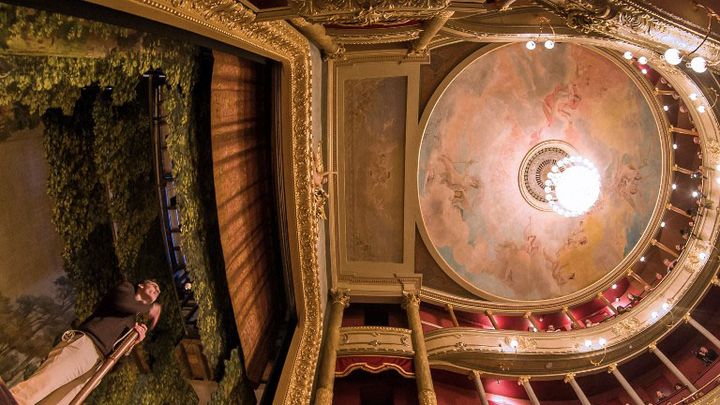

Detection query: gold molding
xmin=290 ymin=0 xmax=450 ymax=26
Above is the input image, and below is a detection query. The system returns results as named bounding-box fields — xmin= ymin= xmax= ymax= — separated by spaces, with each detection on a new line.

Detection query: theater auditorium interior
xmin=2 ymin=0 xmax=720 ymax=404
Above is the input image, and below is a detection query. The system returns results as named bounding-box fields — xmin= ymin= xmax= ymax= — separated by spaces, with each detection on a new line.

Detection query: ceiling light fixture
xmin=664 ymin=48 xmax=683 ymax=65
xmin=545 ymin=156 xmax=601 ymax=217
xmin=662 ymin=2 xmax=719 ymax=74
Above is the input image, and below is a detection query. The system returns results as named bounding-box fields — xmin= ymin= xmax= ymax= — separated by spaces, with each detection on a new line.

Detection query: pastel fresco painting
xmin=418 ymin=43 xmax=662 ymax=301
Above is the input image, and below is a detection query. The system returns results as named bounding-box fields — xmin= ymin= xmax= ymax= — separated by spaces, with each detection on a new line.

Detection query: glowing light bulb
xmin=640 ymin=256 xmax=646 ymax=262
xmin=673 ymin=143 xmax=678 ymax=150
xmin=692 ymin=191 xmax=699 ymax=198
xmin=510 ymin=339 xmax=519 ymax=348
xmin=662 ymin=302 xmax=670 ymax=310
xmin=691 ymin=56 xmax=708 ymax=73
xmin=611 ymin=283 xmax=617 ymax=289
xmin=699 ymin=252 xmax=708 ymax=261
xmin=641 ymin=68 xmax=648 ymax=74
xmin=638 ymin=56 xmax=648 ymax=65
xmin=698 ymin=105 xmax=707 ymax=113
xmin=651 ymin=311 xmax=659 ymax=319
xmin=623 ymin=51 xmax=633 ymax=60
xmin=663 ymin=105 xmax=669 ymax=111
xmin=672 ymin=183 xmax=677 ymax=190
xmin=664 ymin=48 xmax=683 ymax=65
xmin=584 ymin=339 xmax=592 ymax=348
xmin=598 ymin=338 xmax=607 ymax=346
xmin=544 ymin=40 xmax=555 ymax=49
xmin=526 ymin=40 xmax=536 ymax=50
xmin=690 ymin=93 xmax=698 ymax=101
xmin=661 ymin=221 xmax=666 ymax=227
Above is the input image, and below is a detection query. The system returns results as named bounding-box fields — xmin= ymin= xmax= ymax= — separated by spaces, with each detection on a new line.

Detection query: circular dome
xmin=418 ymin=43 xmax=665 ymax=301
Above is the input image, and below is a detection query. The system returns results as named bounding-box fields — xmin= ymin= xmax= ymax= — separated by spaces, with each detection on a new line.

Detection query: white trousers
xmin=10 ymin=332 xmax=102 ymax=405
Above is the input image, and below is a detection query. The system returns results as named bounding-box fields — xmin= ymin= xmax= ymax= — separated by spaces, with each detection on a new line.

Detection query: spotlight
xmin=638 ymin=56 xmax=648 ymax=65
xmin=526 ymin=40 xmax=536 ymax=50
xmin=690 ymin=56 xmax=708 ymax=73
xmin=623 ymin=51 xmax=633 ymax=60
xmin=664 ymin=48 xmax=683 ymax=65
xmin=544 ymin=40 xmax=555 ymax=49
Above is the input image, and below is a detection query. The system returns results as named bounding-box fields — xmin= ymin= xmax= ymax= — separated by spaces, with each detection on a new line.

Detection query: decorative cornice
xmin=537 ymin=0 xmax=720 ymax=69
xmin=289 ymin=0 xmax=450 ymax=26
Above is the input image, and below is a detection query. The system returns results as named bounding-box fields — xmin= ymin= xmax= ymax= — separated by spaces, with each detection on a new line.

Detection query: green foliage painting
xmin=0 ymin=3 xmax=252 ymax=403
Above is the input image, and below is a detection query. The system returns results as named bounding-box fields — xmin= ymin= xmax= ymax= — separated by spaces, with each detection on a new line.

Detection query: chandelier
xmin=544 ymin=156 xmax=601 ymax=217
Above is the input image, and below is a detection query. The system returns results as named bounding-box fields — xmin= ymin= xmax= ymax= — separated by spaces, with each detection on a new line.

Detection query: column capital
xmin=330 ymin=288 xmax=351 ymax=308
xmin=468 ymin=369 xmax=483 ymax=380
xmin=712 ymin=277 xmax=720 ymax=287
xmin=596 ymin=292 xmax=605 ymax=298
xmin=523 ymin=311 xmax=532 ymax=319
xmin=485 ymin=309 xmax=494 ymax=315
xmin=563 ymin=373 xmax=576 ymax=383
xmin=562 ymin=305 xmax=569 ymax=312
xmin=607 ymin=363 xmax=618 ymax=373
xmin=518 ymin=376 xmax=531 ymax=385
xmin=402 ymin=291 xmax=421 ymax=309
xmin=683 ymin=313 xmax=693 ymax=323
xmin=648 ymin=342 xmax=657 ymax=352
xmin=626 ymin=268 xmax=635 ymax=276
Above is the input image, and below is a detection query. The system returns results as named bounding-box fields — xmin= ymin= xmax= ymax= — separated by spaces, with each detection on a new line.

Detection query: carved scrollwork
xmin=610 ymin=316 xmax=642 ymax=337
xmin=289 ymin=0 xmax=450 ymax=26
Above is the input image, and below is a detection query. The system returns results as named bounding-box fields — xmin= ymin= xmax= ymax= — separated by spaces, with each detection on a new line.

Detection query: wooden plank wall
xmin=210 ymin=50 xmax=281 ymax=384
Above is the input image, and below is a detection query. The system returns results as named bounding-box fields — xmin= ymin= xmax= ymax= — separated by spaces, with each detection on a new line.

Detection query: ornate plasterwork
xmin=537 ymin=0 xmax=720 ymax=68
xmin=328 ymin=27 xmax=423 ymax=44
xmin=289 ymin=0 xmax=450 ymax=26
xmin=85 ymin=1 xmax=321 ymax=403
xmin=338 ymin=326 xmax=415 ymax=356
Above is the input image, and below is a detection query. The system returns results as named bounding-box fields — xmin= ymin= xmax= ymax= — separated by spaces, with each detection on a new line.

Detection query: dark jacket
xmin=79 ymin=281 xmax=152 ymax=356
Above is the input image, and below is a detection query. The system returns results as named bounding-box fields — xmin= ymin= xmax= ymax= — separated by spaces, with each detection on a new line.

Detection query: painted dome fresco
xmin=418 ymin=43 xmax=665 ymax=301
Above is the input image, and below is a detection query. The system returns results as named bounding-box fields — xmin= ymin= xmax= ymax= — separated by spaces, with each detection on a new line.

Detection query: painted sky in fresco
xmin=418 ymin=43 xmax=662 ymax=301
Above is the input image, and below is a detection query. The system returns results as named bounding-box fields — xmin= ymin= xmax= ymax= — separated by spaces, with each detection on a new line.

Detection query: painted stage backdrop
xmin=0 ymin=123 xmax=74 ymax=385
xmin=418 ymin=43 xmax=662 ymax=301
